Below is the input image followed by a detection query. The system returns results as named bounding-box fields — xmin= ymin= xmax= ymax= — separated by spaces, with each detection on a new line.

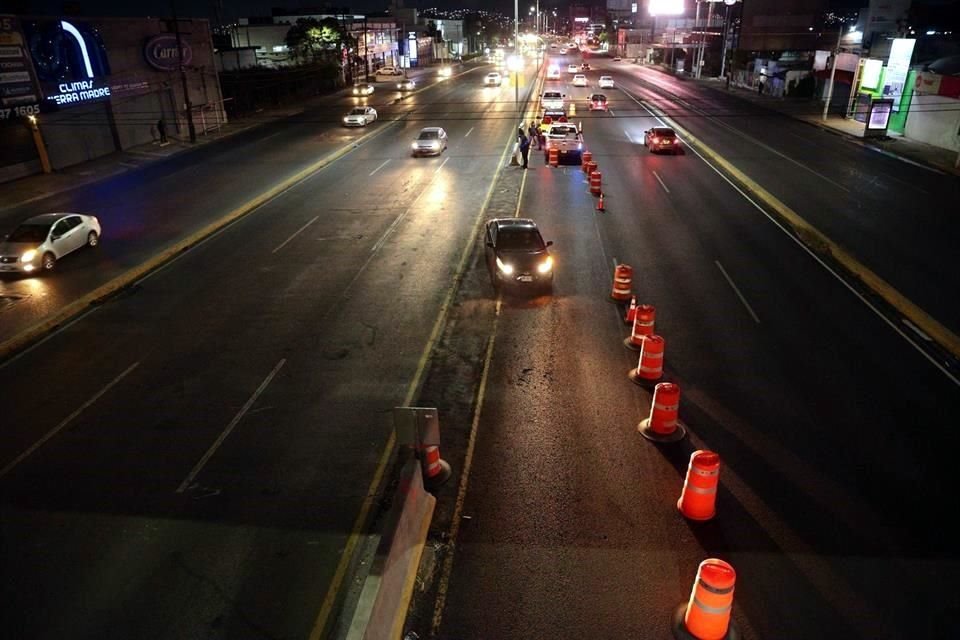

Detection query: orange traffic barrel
xmin=678 ymin=450 xmax=720 ymax=521
xmin=628 ymin=334 xmax=664 ymax=386
xmin=584 ymin=160 xmax=597 ymax=175
xmin=673 ymin=558 xmax=737 ymax=640
xmin=589 ymin=170 xmax=602 ymax=195
xmin=624 ymin=304 xmax=655 ymax=350
xmin=549 ymin=147 xmax=559 ymax=167
xmin=609 ymin=263 xmax=633 ymax=302
xmin=638 ymin=382 xmax=686 ymax=442
xmin=582 ymin=150 xmax=593 ymax=172
xmin=420 ymin=444 xmax=452 ymax=489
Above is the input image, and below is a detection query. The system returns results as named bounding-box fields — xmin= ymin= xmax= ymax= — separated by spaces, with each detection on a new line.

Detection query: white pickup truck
xmin=543 ymin=122 xmax=583 ymax=165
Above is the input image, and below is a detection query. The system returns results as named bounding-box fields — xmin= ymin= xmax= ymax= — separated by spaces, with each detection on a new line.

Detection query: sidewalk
xmin=697 ymin=75 xmax=960 ymax=177
xmin=0 ymin=62 xmax=463 ymax=214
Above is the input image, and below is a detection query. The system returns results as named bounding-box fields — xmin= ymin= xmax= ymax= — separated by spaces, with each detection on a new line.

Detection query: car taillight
xmin=651 ymin=137 xmax=659 ymax=144
xmin=673 ymin=139 xmax=680 ymax=144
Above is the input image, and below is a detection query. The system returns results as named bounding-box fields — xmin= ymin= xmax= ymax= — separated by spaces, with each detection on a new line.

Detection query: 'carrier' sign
xmin=144 ymin=33 xmax=191 ymax=71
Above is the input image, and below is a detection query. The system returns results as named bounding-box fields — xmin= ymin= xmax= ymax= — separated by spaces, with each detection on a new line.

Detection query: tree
xmin=285 ymin=17 xmax=357 ymax=64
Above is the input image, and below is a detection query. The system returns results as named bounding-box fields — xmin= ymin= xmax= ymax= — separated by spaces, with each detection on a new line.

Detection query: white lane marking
xmin=609 ymin=109 xmax=615 ymax=116
xmin=369 ymin=159 xmax=390 ymax=176
xmin=863 ymin=144 xmax=946 ymax=175
xmin=272 ymin=215 xmax=319 ymax=254
xmin=176 ymin=358 xmax=286 ymax=493
xmin=435 ymin=157 xmax=450 ymax=174
xmin=464 ymin=127 xmax=474 ymax=138
xmin=624 ymin=129 xmax=633 ymax=143
xmin=715 ymin=260 xmax=761 ymax=324
xmin=653 ymin=171 xmax=670 ymax=193
xmin=902 ymin=318 xmax=933 ymax=341
xmin=118 ymin=161 xmax=139 ymax=168
xmin=622 ymin=86 xmax=960 ymax=387
xmin=0 ymin=362 xmax=140 ymax=479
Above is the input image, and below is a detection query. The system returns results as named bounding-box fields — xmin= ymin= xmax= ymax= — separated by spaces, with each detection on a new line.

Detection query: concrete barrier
xmin=347 ymin=457 xmax=435 ymax=640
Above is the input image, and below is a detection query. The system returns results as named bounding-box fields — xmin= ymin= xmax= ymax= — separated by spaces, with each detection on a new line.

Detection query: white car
xmin=352 ymin=83 xmax=374 ymax=96
xmin=598 ymin=75 xmax=615 ymax=89
xmin=342 ymin=106 xmax=377 ymax=127
xmin=376 ymin=66 xmax=403 ymax=77
xmin=572 ymin=74 xmax=587 ymax=87
xmin=411 ymin=127 xmax=449 ymax=156
xmin=397 ymin=78 xmax=416 ymax=91
xmin=546 ymin=66 xmax=561 ymax=80
xmin=0 ymin=212 xmax=101 ymax=273
xmin=485 ymin=72 xmax=502 ymax=86
xmin=542 ymin=91 xmax=565 ymax=110
xmin=567 ymin=64 xmax=578 ymax=73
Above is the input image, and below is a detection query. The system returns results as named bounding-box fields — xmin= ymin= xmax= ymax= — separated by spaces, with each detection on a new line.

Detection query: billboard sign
xmin=20 ymin=18 xmax=112 ymax=110
xmin=144 ymin=33 xmax=192 ymax=72
xmin=859 ymin=58 xmax=882 ymax=90
xmin=649 ymin=0 xmax=685 ymax=16
xmin=884 ymin=38 xmax=915 ymax=112
xmin=0 ymin=15 xmax=42 ymax=120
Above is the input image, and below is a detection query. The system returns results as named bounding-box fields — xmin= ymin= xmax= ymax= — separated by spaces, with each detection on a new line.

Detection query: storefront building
xmin=0 ymin=14 xmax=225 ymax=183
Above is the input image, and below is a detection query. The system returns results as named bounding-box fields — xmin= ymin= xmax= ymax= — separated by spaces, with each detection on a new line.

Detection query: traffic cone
xmin=677 ymin=450 xmax=720 ymax=521
xmin=638 ymin=382 xmax=686 ymax=442
xmin=624 ymin=296 xmax=637 ymax=325
xmin=597 ymin=192 xmax=605 ymax=211
xmin=628 ymin=334 xmax=664 ymax=386
xmin=672 ymin=559 xmax=738 ymax=640
xmin=420 ymin=444 xmax=452 ymax=489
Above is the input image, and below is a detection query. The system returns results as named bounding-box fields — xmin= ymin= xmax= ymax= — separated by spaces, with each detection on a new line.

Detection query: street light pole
xmin=822 ymin=24 xmax=843 ymax=121
xmin=515 ymin=0 xmax=520 ymax=112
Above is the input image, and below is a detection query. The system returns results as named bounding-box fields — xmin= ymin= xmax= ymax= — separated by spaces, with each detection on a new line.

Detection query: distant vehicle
xmin=547 ymin=65 xmax=561 ymax=80
xmin=342 ymin=106 xmax=378 ymax=127
xmin=0 ymin=213 xmax=101 ymax=273
xmin=539 ymin=109 xmax=568 ymax=132
xmin=485 ymin=72 xmax=503 ymax=86
xmin=411 ymin=127 xmax=449 ymax=156
xmin=438 ymin=65 xmax=453 ymax=78
xmin=598 ymin=75 xmax=615 ymax=89
xmin=580 ymin=62 xmax=591 ymax=71
xmin=543 ymin=122 xmax=583 ymax=165
xmin=484 ymin=218 xmax=554 ymax=293
xmin=375 ymin=66 xmax=403 ymax=77
xmin=572 ymin=74 xmax=587 ymax=87
xmin=613 ymin=56 xmax=622 ymax=62
xmin=397 ymin=78 xmax=416 ymax=90
xmin=644 ymin=126 xmax=681 ymax=154
xmin=567 ymin=64 xmax=578 ymax=73
xmin=588 ymin=93 xmax=608 ymax=111
xmin=542 ymin=90 xmax=565 ymax=110
xmin=352 ymin=83 xmax=375 ymax=96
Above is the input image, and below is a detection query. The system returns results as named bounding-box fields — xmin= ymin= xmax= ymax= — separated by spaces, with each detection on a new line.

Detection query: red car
xmin=643 ymin=127 xmax=681 ymax=154
xmin=588 ymin=93 xmax=608 ymax=111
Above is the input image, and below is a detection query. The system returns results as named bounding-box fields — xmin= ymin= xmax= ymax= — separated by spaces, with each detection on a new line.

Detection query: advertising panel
xmin=649 ymin=0 xmax=685 ymax=17
xmin=0 ymin=15 xmax=42 ymax=121
xmin=884 ymin=38 xmax=915 ymax=112
xmin=859 ymin=58 xmax=882 ymax=90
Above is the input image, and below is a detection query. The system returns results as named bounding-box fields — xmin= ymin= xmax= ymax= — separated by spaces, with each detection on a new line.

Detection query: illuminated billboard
xmin=649 ymin=0 xmax=685 ymax=16
xmin=884 ymin=38 xmax=915 ymax=112
xmin=859 ymin=58 xmax=882 ymax=90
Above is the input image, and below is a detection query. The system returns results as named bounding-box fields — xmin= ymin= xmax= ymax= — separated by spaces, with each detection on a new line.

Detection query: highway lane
xmin=597 ymin=60 xmax=960 ymax=341
xmin=0 ymin=62 xmax=542 ymax=640
xmin=428 ymin=58 xmax=960 ymax=640
xmin=0 ymin=61 xmax=497 ymax=344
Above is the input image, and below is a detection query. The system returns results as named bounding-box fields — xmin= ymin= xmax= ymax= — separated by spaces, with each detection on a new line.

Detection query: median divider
xmin=637 ymin=94 xmax=960 ymax=361
xmin=0 ymin=120 xmax=399 ymax=362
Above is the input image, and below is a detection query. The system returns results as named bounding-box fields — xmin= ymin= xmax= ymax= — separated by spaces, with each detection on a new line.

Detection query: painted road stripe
xmin=619 ymin=85 xmax=960 ymax=386
xmin=272 ymin=215 xmax=319 ymax=254
xmin=464 ymin=127 xmax=474 ymax=138
xmin=369 ymin=159 xmax=390 ymax=176
xmin=0 ymin=362 xmax=140 ymax=479
xmin=715 ymin=260 xmax=760 ymax=324
xmin=624 ymin=129 xmax=633 ymax=143
xmin=435 ymin=157 xmax=450 ymax=173
xmin=653 ymin=170 xmax=670 ymax=193
xmin=177 ymin=358 xmax=286 ymax=493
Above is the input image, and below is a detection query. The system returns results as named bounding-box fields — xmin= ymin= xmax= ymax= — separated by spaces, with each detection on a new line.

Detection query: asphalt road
xmin=0 ymin=60 xmax=542 ymax=639
xmin=423 ymin=51 xmax=960 ymax=640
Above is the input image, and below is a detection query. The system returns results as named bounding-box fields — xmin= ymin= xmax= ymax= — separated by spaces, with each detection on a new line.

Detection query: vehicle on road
xmin=397 ymin=78 xmax=416 ymax=90
xmin=572 ymin=74 xmax=587 ymax=87
xmin=485 ymin=72 xmax=503 ymax=86
xmin=643 ymin=127 xmax=681 ymax=154
xmin=342 ymin=106 xmax=378 ymax=127
xmin=580 ymin=63 xmax=591 ymax=71
xmin=539 ymin=109 xmax=568 ymax=132
xmin=598 ymin=75 xmax=615 ymax=89
xmin=411 ymin=127 xmax=449 ymax=156
xmin=484 ymin=218 xmax=554 ymax=293
xmin=0 ymin=213 xmax=101 ymax=274
xmin=438 ymin=66 xmax=453 ymax=78
xmin=543 ymin=122 xmax=583 ymax=165
xmin=542 ymin=90 xmax=565 ymax=110
xmin=567 ymin=64 xmax=578 ymax=73
xmin=352 ymin=83 xmax=375 ymax=96
xmin=588 ymin=93 xmax=608 ymax=111
xmin=547 ymin=65 xmax=561 ymax=80
xmin=375 ymin=66 xmax=403 ymax=78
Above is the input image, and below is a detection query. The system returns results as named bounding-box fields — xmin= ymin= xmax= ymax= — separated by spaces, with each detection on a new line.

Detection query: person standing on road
xmin=528 ymin=122 xmax=539 ymax=149
xmin=757 ymin=73 xmax=766 ymax=95
xmin=157 ymin=118 xmax=168 ymax=143
xmin=519 ymin=134 xmax=530 ymax=169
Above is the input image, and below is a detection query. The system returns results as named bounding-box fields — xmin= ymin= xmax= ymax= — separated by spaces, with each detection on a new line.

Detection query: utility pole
xmin=822 ymin=23 xmax=843 ymax=121
xmin=514 ymin=0 xmax=519 ymax=113
xmin=171 ymin=0 xmax=196 ymax=143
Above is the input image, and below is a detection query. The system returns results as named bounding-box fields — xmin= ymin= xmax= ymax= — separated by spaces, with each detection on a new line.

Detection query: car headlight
xmin=412 ymin=142 xmax=419 ymax=149
xmin=343 ymin=117 xmax=350 ymax=122
xmin=537 ymin=256 xmax=553 ymax=273
xmin=430 ymin=141 xmax=440 ymax=149
xmin=496 ymin=257 xmax=514 ymax=275
xmin=20 ymin=249 xmax=37 ymax=263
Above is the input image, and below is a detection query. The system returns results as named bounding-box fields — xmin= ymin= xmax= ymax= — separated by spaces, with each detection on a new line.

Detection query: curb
xmin=637 ymin=92 xmax=960 ymax=361
xmin=0 ymin=119 xmax=401 ymax=362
